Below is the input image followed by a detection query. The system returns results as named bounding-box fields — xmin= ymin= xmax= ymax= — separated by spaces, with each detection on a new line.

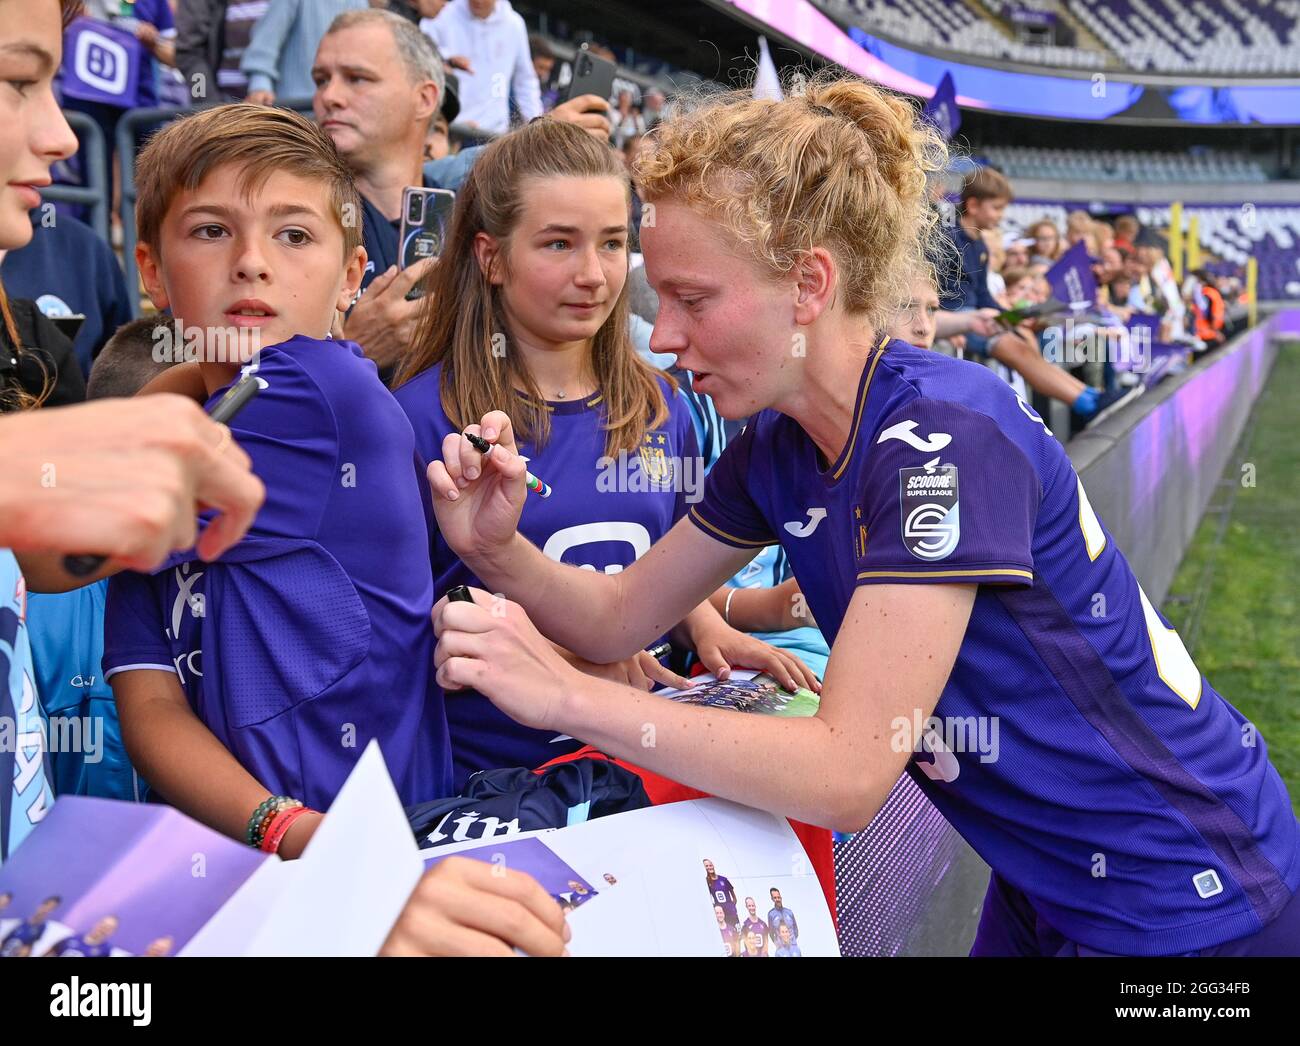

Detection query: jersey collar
xmin=822 ymin=335 xmax=888 ymax=484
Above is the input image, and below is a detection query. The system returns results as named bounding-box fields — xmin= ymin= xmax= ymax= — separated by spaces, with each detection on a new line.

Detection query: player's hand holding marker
xmin=433 ymin=585 xmax=583 ymax=733
xmin=428 ymin=415 xmax=585 ymax=727
xmin=427 ymin=411 xmax=530 ymax=564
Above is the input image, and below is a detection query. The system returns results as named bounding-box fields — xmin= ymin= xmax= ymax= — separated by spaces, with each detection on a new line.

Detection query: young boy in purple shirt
xmin=101 ymin=104 xmax=451 ymax=858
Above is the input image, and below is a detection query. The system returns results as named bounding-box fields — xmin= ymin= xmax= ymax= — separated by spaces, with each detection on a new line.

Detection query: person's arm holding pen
xmin=430 ymin=410 xmax=969 ymax=832
xmin=449 ymin=583 xmax=692 ymax=691
xmin=7 ymin=395 xmax=264 ymax=592
xmin=431 ymin=417 xmax=817 ymax=690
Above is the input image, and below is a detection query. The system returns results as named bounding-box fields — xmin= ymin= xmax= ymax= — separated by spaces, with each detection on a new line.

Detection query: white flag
xmin=754 ymin=36 xmax=784 ymax=102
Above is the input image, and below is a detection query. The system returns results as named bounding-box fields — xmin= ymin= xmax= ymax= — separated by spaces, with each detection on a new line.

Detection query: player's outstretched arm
xmin=428 ymin=410 xmax=753 ymax=662
xmin=434 ymin=581 xmax=975 ymax=831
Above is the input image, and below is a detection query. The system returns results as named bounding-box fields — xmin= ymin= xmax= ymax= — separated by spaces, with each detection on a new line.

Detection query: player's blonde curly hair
xmin=633 ymin=69 xmax=948 ymax=331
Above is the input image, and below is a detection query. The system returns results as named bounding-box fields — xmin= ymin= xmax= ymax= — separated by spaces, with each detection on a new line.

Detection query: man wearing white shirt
xmin=421 ymin=0 xmax=541 ymax=133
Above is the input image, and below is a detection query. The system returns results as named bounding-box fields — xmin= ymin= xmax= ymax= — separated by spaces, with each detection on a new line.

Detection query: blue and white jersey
xmin=0 ymin=551 xmax=53 ymax=865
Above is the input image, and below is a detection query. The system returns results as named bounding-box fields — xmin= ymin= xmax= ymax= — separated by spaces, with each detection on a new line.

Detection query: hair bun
xmin=635 ymin=68 xmax=948 ymax=330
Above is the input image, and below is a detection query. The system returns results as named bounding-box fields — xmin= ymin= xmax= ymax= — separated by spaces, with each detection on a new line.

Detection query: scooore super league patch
xmin=899 ymin=464 xmax=960 ymax=561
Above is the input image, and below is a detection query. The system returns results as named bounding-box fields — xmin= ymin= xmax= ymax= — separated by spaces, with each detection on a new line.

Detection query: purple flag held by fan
xmin=1045 ymin=241 xmax=1098 ymax=312
xmin=59 ymin=17 xmax=144 ymax=110
xmin=923 ymin=72 xmax=961 ymax=141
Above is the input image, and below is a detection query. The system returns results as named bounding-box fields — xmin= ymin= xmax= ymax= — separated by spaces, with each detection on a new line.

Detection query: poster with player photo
xmin=421 ymin=796 xmax=839 ymax=956
xmin=719 ymin=876 xmax=812 ymax=957
xmin=423 ymin=837 xmax=600 ymax=913
xmin=658 ymin=670 xmax=820 ymax=717
xmin=0 ymin=796 xmax=267 ymax=957
xmin=703 ymin=856 xmax=741 ymax=949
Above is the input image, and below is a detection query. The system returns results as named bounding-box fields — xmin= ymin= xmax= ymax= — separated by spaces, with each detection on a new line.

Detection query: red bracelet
xmin=261 ymin=805 xmax=316 ymax=854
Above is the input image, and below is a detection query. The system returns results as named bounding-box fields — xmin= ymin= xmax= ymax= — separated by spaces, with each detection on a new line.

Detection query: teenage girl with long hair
xmin=394 ymin=117 xmax=814 ymax=788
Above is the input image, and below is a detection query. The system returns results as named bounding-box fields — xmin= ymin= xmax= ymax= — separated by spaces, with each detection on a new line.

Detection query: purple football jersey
xmin=707 ymin=874 xmax=738 ymax=920
xmin=0 ymin=920 xmax=45 ymax=956
xmin=742 ymin=916 xmax=769 ymax=946
xmin=103 ymin=338 xmax=452 ymax=810
xmin=691 ymin=339 xmax=1299 ymax=955
xmin=395 ymin=362 xmax=699 ymax=787
xmin=51 ymin=934 xmax=113 ymax=957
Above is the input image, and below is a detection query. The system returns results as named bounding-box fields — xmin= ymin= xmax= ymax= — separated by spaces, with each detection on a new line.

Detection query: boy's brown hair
xmin=135 ymin=103 xmax=363 ymax=258
xmin=1002 ymin=266 xmax=1035 ymax=296
xmin=959 ymin=166 xmax=1013 ymax=207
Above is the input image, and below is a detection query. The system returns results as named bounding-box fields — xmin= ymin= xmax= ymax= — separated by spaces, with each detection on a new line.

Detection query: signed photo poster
xmin=0 ymin=798 xmax=267 ymax=957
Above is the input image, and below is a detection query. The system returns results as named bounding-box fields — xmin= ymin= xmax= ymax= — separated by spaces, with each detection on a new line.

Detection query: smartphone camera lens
xmin=408 ymin=194 xmax=424 ymax=224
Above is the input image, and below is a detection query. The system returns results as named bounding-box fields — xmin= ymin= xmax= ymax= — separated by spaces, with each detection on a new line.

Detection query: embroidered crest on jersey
xmin=637 ymin=433 xmax=674 ymax=486
xmin=899 ymin=464 xmax=960 ymax=560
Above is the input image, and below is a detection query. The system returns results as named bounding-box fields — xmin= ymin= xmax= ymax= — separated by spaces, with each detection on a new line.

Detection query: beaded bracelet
xmin=256 ymin=799 xmax=303 ymax=849
xmin=254 ymin=802 xmax=294 ymax=846
xmin=246 ymin=796 xmax=281 ymax=845
xmin=261 ymin=805 xmax=315 ymax=855
xmin=246 ymin=795 xmax=301 ymax=848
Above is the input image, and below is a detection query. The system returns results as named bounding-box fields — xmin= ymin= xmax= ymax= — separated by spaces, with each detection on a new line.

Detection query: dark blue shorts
xmin=970 ymin=871 xmax=1300 ymax=957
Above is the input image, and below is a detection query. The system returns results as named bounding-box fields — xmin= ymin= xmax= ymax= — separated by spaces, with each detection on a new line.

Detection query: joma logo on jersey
xmin=784 ymin=507 xmax=827 ymax=538
xmin=877 ymin=419 xmax=952 ymax=453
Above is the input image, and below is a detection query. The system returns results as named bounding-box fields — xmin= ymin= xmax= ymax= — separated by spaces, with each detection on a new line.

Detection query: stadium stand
xmin=1141 ymin=204 xmax=1300 ymax=298
xmin=826 ymin=0 xmax=1300 ymax=74
xmin=982 ymin=145 xmax=1270 ymax=183
xmin=834 ymin=0 xmax=1109 ymax=67
xmin=1067 ymin=0 xmax=1300 ymax=74
xmin=1005 ymin=201 xmax=1300 ymax=298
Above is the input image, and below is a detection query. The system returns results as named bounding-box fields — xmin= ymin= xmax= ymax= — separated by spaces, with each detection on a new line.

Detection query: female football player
xmin=427 ymin=72 xmax=1300 ymax=956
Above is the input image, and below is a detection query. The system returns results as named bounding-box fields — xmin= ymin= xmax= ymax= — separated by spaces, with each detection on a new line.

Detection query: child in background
xmin=940 ymin=169 xmax=1096 ymax=415
xmin=101 ymin=103 xmax=452 ymax=857
xmin=26 ymin=317 xmax=183 ymax=802
xmin=886 ymin=269 xmax=1004 ymax=359
xmin=1000 ymin=267 xmax=1039 ymax=310
xmin=1027 ymin=217 xmax=1062 ymax=266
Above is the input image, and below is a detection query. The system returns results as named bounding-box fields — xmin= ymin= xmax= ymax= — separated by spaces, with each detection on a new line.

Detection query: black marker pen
xmin=462 ymin=431 xmax=552 ymax=498
xmin=61 ymin=371 xmax=268 ymax=578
